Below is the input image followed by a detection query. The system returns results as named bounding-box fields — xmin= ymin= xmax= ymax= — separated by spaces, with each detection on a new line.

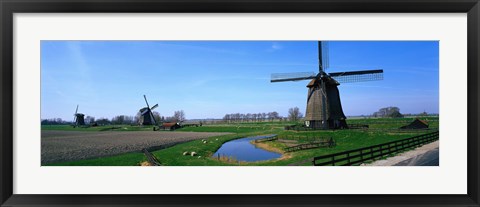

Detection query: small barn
xmin=160 ymin=122 xmax=181 ymax=131
xmin=400 ymin=118 xmax=429 ymax=129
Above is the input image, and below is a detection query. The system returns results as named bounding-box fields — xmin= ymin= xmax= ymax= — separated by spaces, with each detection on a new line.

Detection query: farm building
xmin=160 ymin=122 xmax=181 ymax=131
xmin=400 ymin=118 xmax=429 ymax=129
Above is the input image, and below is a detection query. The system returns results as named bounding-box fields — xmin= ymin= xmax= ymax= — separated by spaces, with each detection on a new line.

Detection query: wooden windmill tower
xmin=73 ymin=105 xmax=85 ymax=127
xmin=271 ymin=41 xmax=384 ymax=129
xmin=139 ymin=95 xmax=158 ymax=126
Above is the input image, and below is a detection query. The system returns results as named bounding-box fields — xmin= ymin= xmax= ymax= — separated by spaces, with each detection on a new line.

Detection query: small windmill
xmin=73 ymin=105 xmax=85 ymax=127
xmin=139 ymin=95 xmax=158 ymax=126
xmin=271 ymin=41 xmax=383 ymax=129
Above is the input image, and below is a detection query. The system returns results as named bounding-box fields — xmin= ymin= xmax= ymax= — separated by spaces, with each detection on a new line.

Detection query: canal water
xmin=212 ymin=135 xmax=282 ymax=162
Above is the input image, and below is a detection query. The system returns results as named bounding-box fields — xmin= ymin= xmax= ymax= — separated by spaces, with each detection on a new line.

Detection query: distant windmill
xmin=73 ymin=105 xmax=85 ymax=127
xmin=271 ymin=41 xmax=384 ymax=129
xmin=139 ymin=95 xmax=158 ymax=125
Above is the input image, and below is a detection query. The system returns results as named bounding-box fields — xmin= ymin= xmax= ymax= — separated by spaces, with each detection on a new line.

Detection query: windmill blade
xmin=75 ymin=105 xmax=79 ymax=114
xmin=149 ymin=111 xmax=157 ymax=125
xmin=271 ymin=72 xmax=316 ymax=82
xmin=321 ymin=41 xmax=329 ymax=71
xmin=329 ymin=69 xmax=383 ymax=83
xmin=318 ymin=41 xmax=324 ymax=73
xmin=150 ymin=104 xmax=158 ymax=111
xmin=141 ymin=108 xmax=150 ymax=115
xmin=143 ymin=95 xmax=150 ymax=108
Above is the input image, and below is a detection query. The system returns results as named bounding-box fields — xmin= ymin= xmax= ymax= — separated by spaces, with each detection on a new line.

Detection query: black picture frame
xmin=1 ymin=0 xmax=479 ymax=206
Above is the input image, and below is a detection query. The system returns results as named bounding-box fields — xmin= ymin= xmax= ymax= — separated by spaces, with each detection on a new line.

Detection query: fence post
xmin=347 ymin=152 xmax=351 ymax=165
xmin=370 ymin=147 xmax=374 ymax=159
xmin=379 ymin=145 xmax=383 ymax=158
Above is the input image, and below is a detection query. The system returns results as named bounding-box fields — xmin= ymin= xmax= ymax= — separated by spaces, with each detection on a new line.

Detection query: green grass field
xmin=44 ymin=117 xmax=439 ymax=166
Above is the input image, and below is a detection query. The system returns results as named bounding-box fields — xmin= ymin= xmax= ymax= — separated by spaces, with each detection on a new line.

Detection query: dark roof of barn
xmin=400 ymin=118 xmax=429 ymax=129
xmin=416 ymin=119 xmax=429 ymax=125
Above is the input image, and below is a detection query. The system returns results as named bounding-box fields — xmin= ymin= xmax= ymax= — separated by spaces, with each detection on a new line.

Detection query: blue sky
xmin=41 ymin=41 xmax=439 ymax=120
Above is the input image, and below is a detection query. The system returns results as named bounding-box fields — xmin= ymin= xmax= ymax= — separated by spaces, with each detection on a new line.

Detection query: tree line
xmin=41 ymin=110 xmax=187 ymax=125
xmin=222 ymin=111 xmax=281 ymax=123
xmin=222 ymin=107 xmax=304 ymax=123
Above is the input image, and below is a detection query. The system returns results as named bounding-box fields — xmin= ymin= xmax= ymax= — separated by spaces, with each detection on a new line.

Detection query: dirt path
xmin=41 ymin=130 xmax=230 ymax=164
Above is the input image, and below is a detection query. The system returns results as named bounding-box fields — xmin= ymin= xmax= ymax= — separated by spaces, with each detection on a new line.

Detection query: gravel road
xmin=42 ymin=130 xmax=230 ymax=165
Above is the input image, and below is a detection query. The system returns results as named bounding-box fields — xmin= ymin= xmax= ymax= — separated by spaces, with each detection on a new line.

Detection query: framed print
xmin=1 ymin=0 xmax=479 ymax=206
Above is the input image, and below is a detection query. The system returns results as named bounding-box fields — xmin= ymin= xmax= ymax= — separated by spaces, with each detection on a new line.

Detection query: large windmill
xmin=139 ymin=95 xmax=158 ymax=126
xmin=271 ymin=41 xmax=383 ymax=129
xmin=73 ymin=105 xmax=85 ymax=127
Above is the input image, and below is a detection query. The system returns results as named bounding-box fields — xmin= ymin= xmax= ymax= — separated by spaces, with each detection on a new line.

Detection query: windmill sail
xmin=320 ymin=41 xmax=329 ymax=72
xmin=271 ymin=72 xmax=316 ymax=82
xmin=73 ymin=105 xmax=79 ymax=125
xmin=329 ymin=69 xmax=383 ymax=83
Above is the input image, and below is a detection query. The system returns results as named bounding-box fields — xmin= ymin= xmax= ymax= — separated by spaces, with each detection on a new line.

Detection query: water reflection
xmin=212 ymin=135 xmax=281 ymax=162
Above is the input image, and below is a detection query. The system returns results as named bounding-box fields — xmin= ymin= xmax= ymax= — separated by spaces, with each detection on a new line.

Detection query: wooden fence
xmin=312 ymin=131 xmax=439 ymax=166
xmin=254 ymin=136 xmax=278 ymax=143
xmin=142 ymin=148 xmax=162 ymax=166
xmin=284 ymin=138 xmax=335 ymax=152
xmin=277 ymin=134 xmax=330 ymax=142
xmin=348 ymin=124 xmax=369 ymax=129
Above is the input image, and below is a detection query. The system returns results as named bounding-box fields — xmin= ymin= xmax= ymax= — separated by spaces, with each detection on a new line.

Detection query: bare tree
xmin=261 ymin=113 xmax=267 ymax=122
xmin=134 ymin=111 xmax=142 ymax=124
xmin=173 ymin=110 xmax=186 ymax=123
xmin=246 ymin=113 xmax=252 ymax=122
xmin=111 ymin=115 xmax=125 ymax=125
xmin=288 ymin=107 xmax=303 ymax=121
xmin=123 ymin=116 xmax=134 ymax=125
xmin=152 ymin=111 xmax=161 ymax=123
xmin=85 ymin=116 xmax=95 ymax=125
xmin=223 ymin=114 xmax=231 ymax=123
xmin=271 ymin=111 xmax=279 ymax=121
xmin=165 ymin=116 xmax=175 ymax=122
